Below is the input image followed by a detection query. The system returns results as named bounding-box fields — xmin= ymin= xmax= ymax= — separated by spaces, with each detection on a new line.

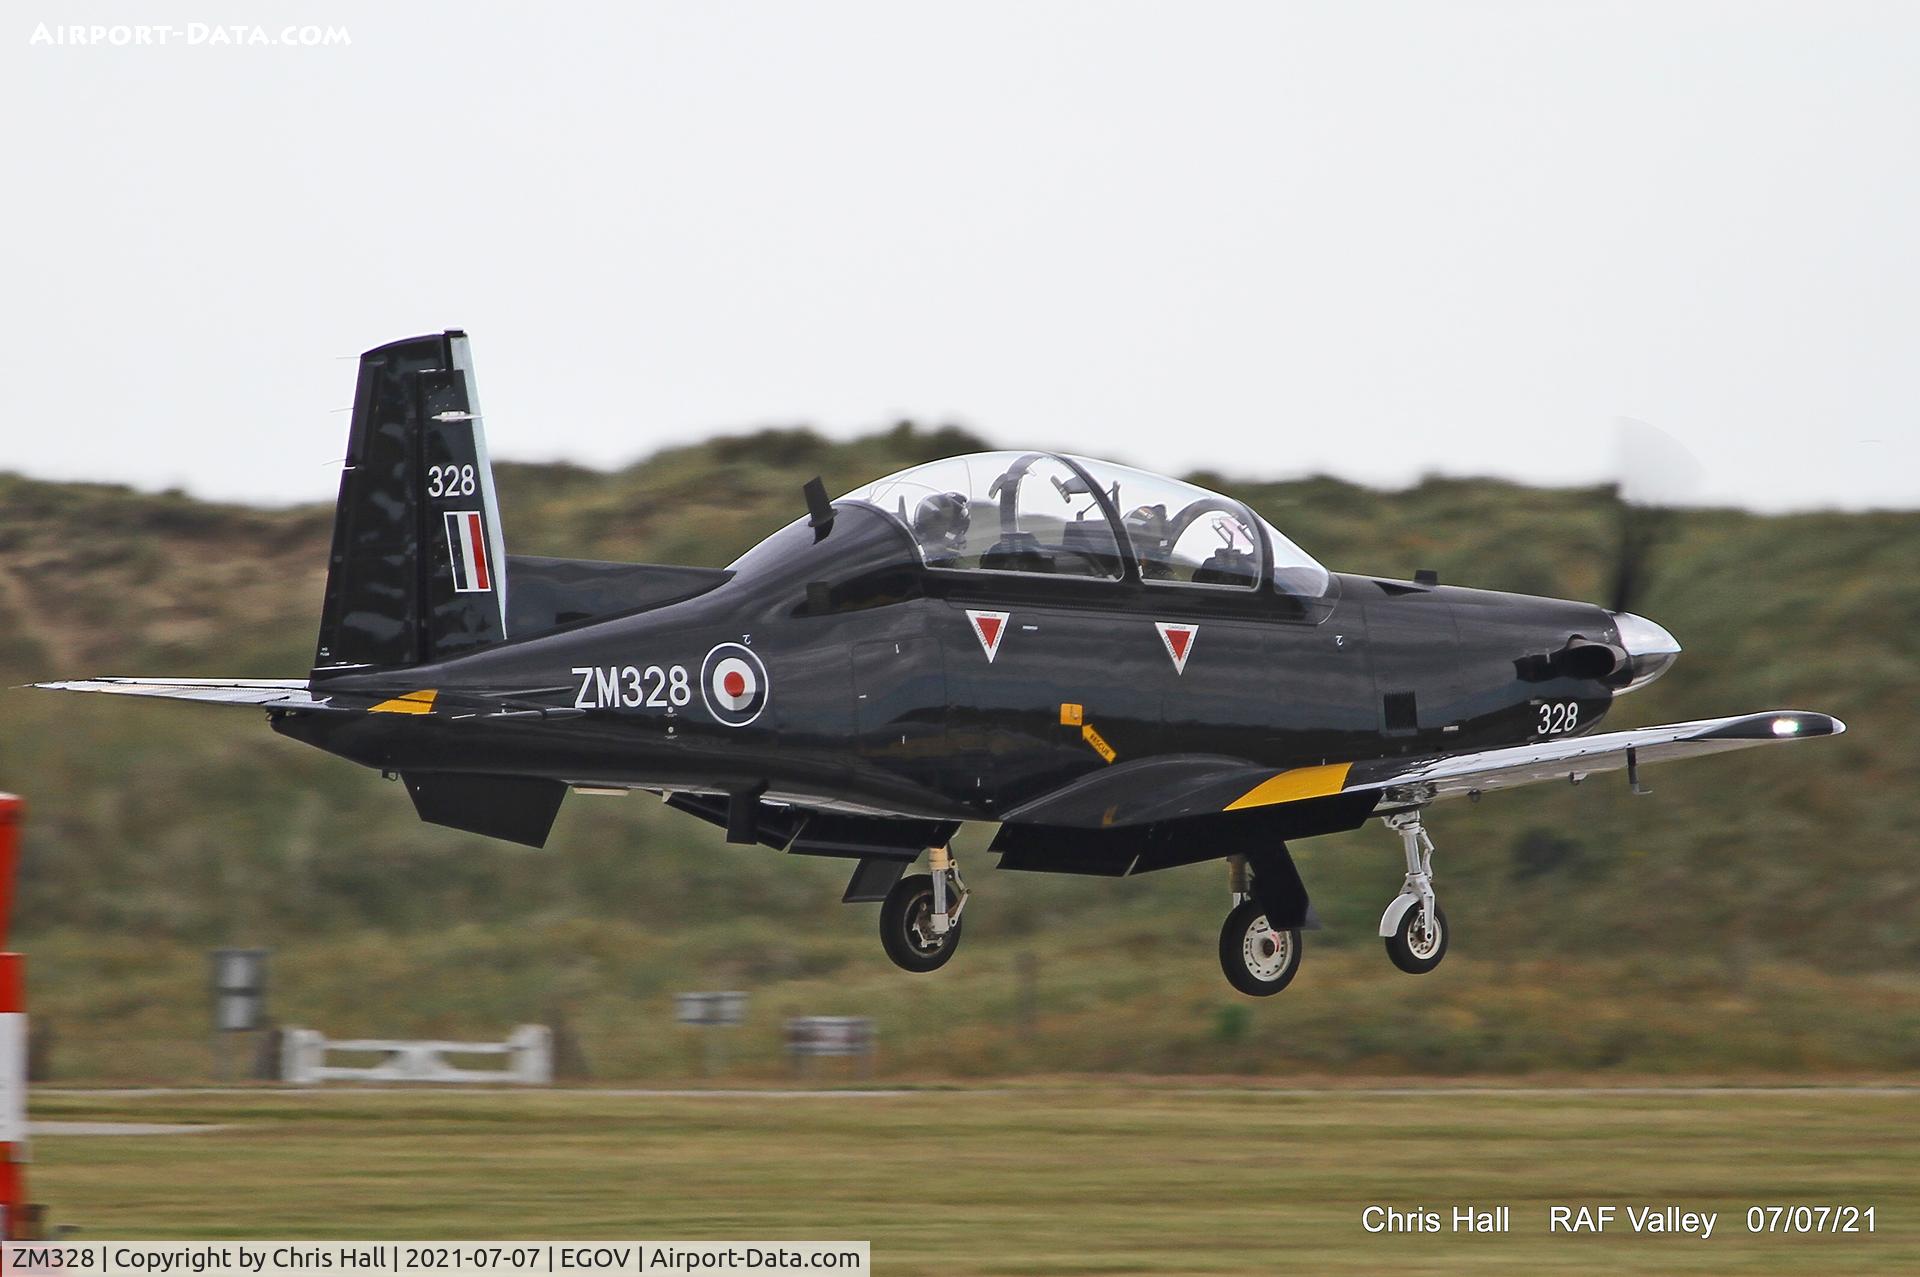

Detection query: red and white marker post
xmin=0 ymin=794 xmax=35 ymax=1239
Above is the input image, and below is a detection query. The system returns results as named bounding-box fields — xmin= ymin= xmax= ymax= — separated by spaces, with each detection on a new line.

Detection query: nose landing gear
xmin=1386 ymin=899 xmax=1449 ymax=973
xmin=1378 ymin=810 xmax=1448 ymax=974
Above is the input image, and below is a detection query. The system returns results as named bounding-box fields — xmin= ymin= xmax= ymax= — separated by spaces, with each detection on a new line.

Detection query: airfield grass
xmin=24 ymin=1085 xmax=1920 ymax=1274
xmin=25 ymin=925 xmax=1920 ymax=1083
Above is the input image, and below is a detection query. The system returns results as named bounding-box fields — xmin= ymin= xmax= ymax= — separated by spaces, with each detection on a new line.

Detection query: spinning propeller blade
xmin=1605 ymin=419 xmax=1703 ymax=614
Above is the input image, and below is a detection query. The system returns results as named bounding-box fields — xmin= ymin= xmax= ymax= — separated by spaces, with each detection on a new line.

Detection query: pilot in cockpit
xmin=913 ymin=491 xmax=972 ymax=566
xmin=1124 ymin=503 xmax=1174 ymax=577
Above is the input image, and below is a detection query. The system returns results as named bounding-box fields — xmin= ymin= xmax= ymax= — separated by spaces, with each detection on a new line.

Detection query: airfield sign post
xmin=674 ymin=991 xmax=747 ymax=1077
xmin=785 ymin=1016 xmax=877 ymax=1079
xmin=208 ymin=947 xmax=270 ymax=1081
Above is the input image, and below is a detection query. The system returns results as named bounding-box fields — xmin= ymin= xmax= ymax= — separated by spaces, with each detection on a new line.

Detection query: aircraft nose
xmin=1609 ymin=611 xmax=1682 ymax=693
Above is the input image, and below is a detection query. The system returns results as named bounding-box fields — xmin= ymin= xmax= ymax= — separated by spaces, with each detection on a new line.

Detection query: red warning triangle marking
xmin=967 ymin=609 xmax=1010 ymax=663
xmin=1155 ymin=621 xmax=1197 ymax=674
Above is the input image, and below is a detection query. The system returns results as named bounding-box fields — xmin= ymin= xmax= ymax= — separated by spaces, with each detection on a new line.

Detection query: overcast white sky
xmin=4 ymin=1 xmax=1915 ymax=511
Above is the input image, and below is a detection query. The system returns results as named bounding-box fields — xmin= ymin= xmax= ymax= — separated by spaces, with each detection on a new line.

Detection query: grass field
xmin=25 ymin=1084 xmax=1920 ymax=1274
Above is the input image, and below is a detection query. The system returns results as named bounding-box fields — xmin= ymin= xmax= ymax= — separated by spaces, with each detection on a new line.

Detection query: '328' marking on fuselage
xmin=573 ymin=665 xmax=691 ymax=710
xmin=1537 ymin=700 xmax=1580 ymax=736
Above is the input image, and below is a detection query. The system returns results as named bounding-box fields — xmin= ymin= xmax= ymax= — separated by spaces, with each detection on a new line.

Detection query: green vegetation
xmin=0 ymin=427 xmax=1914 ymax=1080
xmin=28 ymin=1085 xmax=1920 ymax=1272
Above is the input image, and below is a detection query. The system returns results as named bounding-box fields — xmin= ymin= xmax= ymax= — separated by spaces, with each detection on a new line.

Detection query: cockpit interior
xmin=838 ymin=451 xmax=1330 ymax=598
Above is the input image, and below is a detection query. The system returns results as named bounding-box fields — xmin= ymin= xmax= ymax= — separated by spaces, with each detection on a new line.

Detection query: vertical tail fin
xmin=312 ymin=331 xmax=509 ymax=677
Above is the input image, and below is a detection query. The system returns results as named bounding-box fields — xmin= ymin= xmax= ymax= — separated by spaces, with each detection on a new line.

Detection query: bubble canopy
xmin=836 ymin=451 xmax=1330 ymax=597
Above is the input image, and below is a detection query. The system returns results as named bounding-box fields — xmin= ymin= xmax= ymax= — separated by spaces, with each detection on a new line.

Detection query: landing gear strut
xmin=1218 ymin=855 xmax=1304 ymax=996
xmin=1378 ymin=811 xmax=1449 ymax=974
xmin=879 ymin=845 xmax=968 ymax=973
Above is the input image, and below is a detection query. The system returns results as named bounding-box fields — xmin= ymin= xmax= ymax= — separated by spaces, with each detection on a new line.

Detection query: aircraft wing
xmin=992 ymin=709 xmax=1847 ymax=878
xmin=1002 ymin=709 xmax=1846 ymax=832
xmin=1332 ymin=709 xmax=1846 ymax=811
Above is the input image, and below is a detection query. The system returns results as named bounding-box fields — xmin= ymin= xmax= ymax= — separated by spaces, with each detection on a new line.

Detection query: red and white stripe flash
xmin=443 ymin=510 xmax=492 ymax=593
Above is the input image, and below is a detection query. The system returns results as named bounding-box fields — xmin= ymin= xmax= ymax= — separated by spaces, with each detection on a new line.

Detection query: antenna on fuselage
xmin=803 ymin=476 xmax=835 ymax=542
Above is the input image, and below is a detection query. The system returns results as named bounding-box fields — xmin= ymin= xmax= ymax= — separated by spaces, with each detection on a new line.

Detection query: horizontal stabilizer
xmin=32 ymin=677 xmax=593 ymax=725
xmin=30 ymin=678 xmax=320 ymax=708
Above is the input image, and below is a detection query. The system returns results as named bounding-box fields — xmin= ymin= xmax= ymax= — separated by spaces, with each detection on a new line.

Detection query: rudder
xmin=313 ymin=331 xmax=509 ymax=677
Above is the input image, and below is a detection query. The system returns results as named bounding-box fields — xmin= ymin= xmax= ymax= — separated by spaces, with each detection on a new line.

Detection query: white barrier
xmin=785 ymin=1016 xmax=875 ymax=1058
xmin=280 ymin=1025 xmax=551 ymax=1085
xmin=674 ymin=991 xmax=747 ymax=1026
xmin=785 ymin=1016 xmax=876 ymax=1077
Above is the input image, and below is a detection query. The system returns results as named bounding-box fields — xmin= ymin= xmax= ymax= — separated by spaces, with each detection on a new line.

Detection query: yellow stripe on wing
xmin=1225 ymin=762 xmax=1352 ymax=810
xmin=368 ymin=689 xmax=438 ymax=715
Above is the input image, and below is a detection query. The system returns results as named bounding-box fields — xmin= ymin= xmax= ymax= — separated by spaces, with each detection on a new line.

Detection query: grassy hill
xmin=0 ymin=427 xmax=1915 ymax=1080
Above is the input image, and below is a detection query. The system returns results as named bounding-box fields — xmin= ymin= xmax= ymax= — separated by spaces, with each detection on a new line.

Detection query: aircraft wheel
xmin=879 ymin=873 xmax=963 ymax=973
xmin=1385 ymin=903 xmax=1449 ymax=974
xmin=1218 ymin=899 xmax=1302 ymax=997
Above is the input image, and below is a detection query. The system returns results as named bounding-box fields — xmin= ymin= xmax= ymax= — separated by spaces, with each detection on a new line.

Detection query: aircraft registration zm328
xmin=37 ymin=333 xmax=1847 ymax=995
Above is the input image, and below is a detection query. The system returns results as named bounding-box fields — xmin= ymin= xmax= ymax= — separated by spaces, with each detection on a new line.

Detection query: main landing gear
xmin=1217 ymin=855 xmax=1304 ymax=996
xmin=879 ymin=845 xmax=969 ymax=973
xmin=1215 ymin=812 xmax=1452 ymax=996
xmin=1378 ymin=810 xmax=1449 ymax=975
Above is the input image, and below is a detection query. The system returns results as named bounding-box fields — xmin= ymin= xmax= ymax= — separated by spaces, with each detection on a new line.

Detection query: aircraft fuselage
xmin=277 ymin=506 xmax=1620 ymax=824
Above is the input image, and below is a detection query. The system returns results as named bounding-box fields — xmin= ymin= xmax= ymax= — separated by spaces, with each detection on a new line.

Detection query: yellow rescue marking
xmin=1059 ymin=702 xmax=1083 ymax=726
xmin=1081 ymin=723 xmax=1117 ymax=764
xmin=369 ymin=689 xmax=438 ymax=715
xmin=1225 ymin=762 xmax=1352 ymax=810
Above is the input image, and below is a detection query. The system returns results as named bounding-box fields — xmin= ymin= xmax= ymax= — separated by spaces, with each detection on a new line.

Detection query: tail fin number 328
xmin=428 ymin=464 xmax=477 ymax=497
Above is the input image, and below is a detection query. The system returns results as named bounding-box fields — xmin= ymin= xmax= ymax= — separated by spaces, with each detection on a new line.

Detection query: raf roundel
xmin=700 ymin=642 xmax=769 ymax=727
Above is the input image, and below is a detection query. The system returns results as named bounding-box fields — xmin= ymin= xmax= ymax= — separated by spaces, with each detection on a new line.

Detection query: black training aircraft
xmin=38 ymin=333 xmax=1846 ymax=995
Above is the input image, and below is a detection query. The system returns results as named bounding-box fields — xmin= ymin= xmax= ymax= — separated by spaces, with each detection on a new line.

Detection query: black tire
xmin=879 ymin=873 xmax=962 ymax=973
xmin=1385 ymin=901 xmax=1449 ymax=974
xmin=1218 ymin=899 xmax=1303 ymax=997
